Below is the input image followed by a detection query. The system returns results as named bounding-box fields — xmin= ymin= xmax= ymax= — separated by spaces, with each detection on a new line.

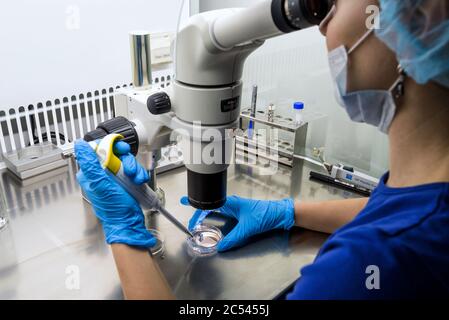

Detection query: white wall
xmin=0 ymin=0 xmax=188 ymax=109
xmin=199 ymin=0 xmax=261 ymax=11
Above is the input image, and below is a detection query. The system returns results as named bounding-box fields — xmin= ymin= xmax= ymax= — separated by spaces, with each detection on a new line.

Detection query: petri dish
xmin=186 ymin=224 xmax=223 ymax=257
xmin=148 ymin=228 xmax=165 ymax=257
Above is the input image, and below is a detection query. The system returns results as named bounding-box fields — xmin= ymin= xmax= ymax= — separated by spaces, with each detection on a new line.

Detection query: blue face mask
xmin=328 ymin=29 xmax=405 ymax=134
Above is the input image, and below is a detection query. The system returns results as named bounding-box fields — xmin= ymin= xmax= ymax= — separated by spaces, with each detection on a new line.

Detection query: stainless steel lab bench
xmin=0 ymin=157 xmax=362 ymax=299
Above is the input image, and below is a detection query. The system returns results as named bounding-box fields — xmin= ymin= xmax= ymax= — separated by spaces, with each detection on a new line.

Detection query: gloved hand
xmin=181 ymin=195 xmax=295 ymax=252
xmin=75 ymin=139 xmax=156 ymax=249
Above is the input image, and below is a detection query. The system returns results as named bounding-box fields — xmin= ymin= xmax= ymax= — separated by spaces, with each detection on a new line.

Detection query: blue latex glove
xmin=75 ymin=139 xmax=156 ymax=249
xmin=181 ymin=195 xmax=295 ymax=252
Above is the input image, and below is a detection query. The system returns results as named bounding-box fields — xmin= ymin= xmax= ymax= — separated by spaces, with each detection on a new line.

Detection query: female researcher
xmin=75 ymin=0 xmax=449 ymax=299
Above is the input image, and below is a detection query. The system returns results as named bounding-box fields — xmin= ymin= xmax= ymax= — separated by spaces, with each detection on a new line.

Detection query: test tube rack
xmin=236 ymin=107 xmax=309 ymax=168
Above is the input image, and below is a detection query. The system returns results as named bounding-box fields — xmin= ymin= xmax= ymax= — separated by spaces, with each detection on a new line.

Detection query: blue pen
xmin=248 ymin=85 xmax=258 ymax=140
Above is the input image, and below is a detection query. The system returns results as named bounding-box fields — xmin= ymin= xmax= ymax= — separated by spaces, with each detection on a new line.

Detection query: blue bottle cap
xmin=294 ymin=102 xmax=304 ymax=110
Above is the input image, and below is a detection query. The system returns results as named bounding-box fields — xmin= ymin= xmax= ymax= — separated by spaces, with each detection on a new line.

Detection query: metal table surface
xmin=0 ymin=157 xmax=362 ymax=300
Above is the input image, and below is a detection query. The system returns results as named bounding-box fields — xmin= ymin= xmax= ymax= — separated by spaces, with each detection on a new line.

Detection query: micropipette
xmin=87 ymin=134 xmax=193 ymax=238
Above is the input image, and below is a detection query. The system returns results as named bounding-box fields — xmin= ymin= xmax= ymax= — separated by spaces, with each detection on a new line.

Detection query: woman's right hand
xmin=75 ymin=140 xmax=156 ymax=249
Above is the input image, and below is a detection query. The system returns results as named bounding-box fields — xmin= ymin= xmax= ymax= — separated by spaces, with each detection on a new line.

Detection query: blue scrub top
xmin=287 ymin=173 xmax=449 ymax=299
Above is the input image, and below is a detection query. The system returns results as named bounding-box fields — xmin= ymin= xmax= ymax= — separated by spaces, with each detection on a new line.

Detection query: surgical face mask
xmin=328 ymin=29 xmax=405 ymax=134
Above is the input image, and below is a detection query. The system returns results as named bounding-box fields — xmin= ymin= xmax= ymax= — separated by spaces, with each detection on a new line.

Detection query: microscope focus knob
xmin=147 ymin=92 xmax=172 ymax=115
xmin=83 ymin=116 xmax=139 ymax=156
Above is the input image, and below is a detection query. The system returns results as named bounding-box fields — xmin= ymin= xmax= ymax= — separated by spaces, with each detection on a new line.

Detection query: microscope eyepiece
xmin=272 ymin=0 xmax=334 ymax=32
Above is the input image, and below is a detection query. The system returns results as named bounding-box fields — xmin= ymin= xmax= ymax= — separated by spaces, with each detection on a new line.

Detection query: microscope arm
xmin=211 ymin=1 xmax=282 ymax=51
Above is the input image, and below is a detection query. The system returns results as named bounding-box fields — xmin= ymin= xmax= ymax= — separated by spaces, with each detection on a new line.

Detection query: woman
xmin=75 ymin=0 xmax=449 ymax=299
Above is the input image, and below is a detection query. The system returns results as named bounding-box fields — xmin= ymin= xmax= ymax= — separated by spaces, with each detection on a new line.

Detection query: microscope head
xmin=173 ymin=0 xmax=333 ymax=211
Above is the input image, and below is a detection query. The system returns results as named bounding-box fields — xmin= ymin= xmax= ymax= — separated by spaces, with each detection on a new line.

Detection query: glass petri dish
xmin=148 ymin=228 xmax=165 ymax=257
xmin=186 ymin=224 xmax=223 ymax=257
